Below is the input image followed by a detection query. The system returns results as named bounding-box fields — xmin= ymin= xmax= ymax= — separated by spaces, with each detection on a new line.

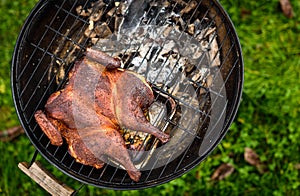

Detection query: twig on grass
xmin=0 ymin=125 xmax=24 ymax=142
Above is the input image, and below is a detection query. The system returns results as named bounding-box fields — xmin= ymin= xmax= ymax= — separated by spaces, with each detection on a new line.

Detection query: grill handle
xmin=18 ymin=161 xmax=75 ymax=196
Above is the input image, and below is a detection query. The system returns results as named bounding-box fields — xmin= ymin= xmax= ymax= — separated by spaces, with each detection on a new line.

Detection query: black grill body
xmin=12 ymin=0 xmax=243 ymax=190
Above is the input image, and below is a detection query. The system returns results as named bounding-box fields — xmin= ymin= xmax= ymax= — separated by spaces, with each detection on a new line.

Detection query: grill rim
xmin=11 ymin=0 xmax=244 ymax=190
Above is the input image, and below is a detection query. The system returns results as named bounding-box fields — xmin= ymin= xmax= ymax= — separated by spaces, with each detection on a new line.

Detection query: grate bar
xmin=45 ymin=25 xmax=86 ymax=50
xmin=84 ymin=3 xmax=118 ymax=53
xmin=23 ymin=42 xmax=76 ymax=125
xmin=152 ymin=85 xmax=211 ymax=116
xmin=113 ymin=0 xmax=174 ymax=60
xmin=117 ymin=0 xmax=183 ymax=68
xmin=54 ymin=4 xmax=89 ymax=24
xmin=175 ymin=100 xmax=228 ymax=173
xmin=19 ymin=0 xmax=84 ymax=112
xmin=17 ymin=0 xmax=69 ymax=82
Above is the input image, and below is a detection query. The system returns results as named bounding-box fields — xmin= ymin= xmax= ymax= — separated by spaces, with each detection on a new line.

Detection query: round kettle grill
xmin=12 ymin=0 xmax=243 ymax=190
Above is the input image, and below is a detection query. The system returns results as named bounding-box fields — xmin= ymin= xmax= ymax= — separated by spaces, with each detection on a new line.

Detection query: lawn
xmin=0 ymin=0 xmax=299 ymax=195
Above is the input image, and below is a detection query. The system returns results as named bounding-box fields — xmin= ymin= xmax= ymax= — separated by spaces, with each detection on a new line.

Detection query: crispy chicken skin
xmin=34 ymin=48 xmax=169 ymax=182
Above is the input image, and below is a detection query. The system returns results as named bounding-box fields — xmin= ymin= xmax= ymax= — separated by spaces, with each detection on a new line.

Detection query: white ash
xmin=95 ymin=23 xmax=220 ymax=90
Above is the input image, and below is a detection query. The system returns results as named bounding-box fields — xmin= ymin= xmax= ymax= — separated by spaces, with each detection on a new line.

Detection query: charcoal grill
xmin=12 ymin=0 xmax=243 ymax=191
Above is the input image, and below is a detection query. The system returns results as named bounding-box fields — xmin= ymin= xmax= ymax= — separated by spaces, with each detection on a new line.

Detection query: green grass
xmin=1 ymin=0 xmax=300 ymax=195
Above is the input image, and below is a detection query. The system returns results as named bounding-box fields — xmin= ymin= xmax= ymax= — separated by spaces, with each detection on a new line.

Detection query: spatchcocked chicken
xmin=34 ymin=48 xmax=169 ymax=182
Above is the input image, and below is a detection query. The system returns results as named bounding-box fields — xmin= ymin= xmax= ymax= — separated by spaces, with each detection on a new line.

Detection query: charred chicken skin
xmin=34 ymin=48 xmax=169 ymax=182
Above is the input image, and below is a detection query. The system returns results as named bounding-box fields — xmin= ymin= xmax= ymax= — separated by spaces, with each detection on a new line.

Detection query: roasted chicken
xmin=34 ymin=48 xmax=169 ymax=182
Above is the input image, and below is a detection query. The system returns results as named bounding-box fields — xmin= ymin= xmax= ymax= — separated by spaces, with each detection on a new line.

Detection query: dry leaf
xmin=244 ymin=147 xmax=267 ymax=174
xmin=294 ymin=164 xmax=300 ymax=170
xmin=279 ymin=0 xmax=294 ymax=18
xmin=244 ymin=147 xmax=261 ymax=166
xmin=211 ymin=163 xmax=234 ymax=181
xmin=0 ymin=125 xmax=24 ymax=142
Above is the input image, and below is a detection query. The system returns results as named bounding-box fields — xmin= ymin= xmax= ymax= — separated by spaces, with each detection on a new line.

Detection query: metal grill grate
xmin=12 ymin=0 xmax=243 ymax=189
